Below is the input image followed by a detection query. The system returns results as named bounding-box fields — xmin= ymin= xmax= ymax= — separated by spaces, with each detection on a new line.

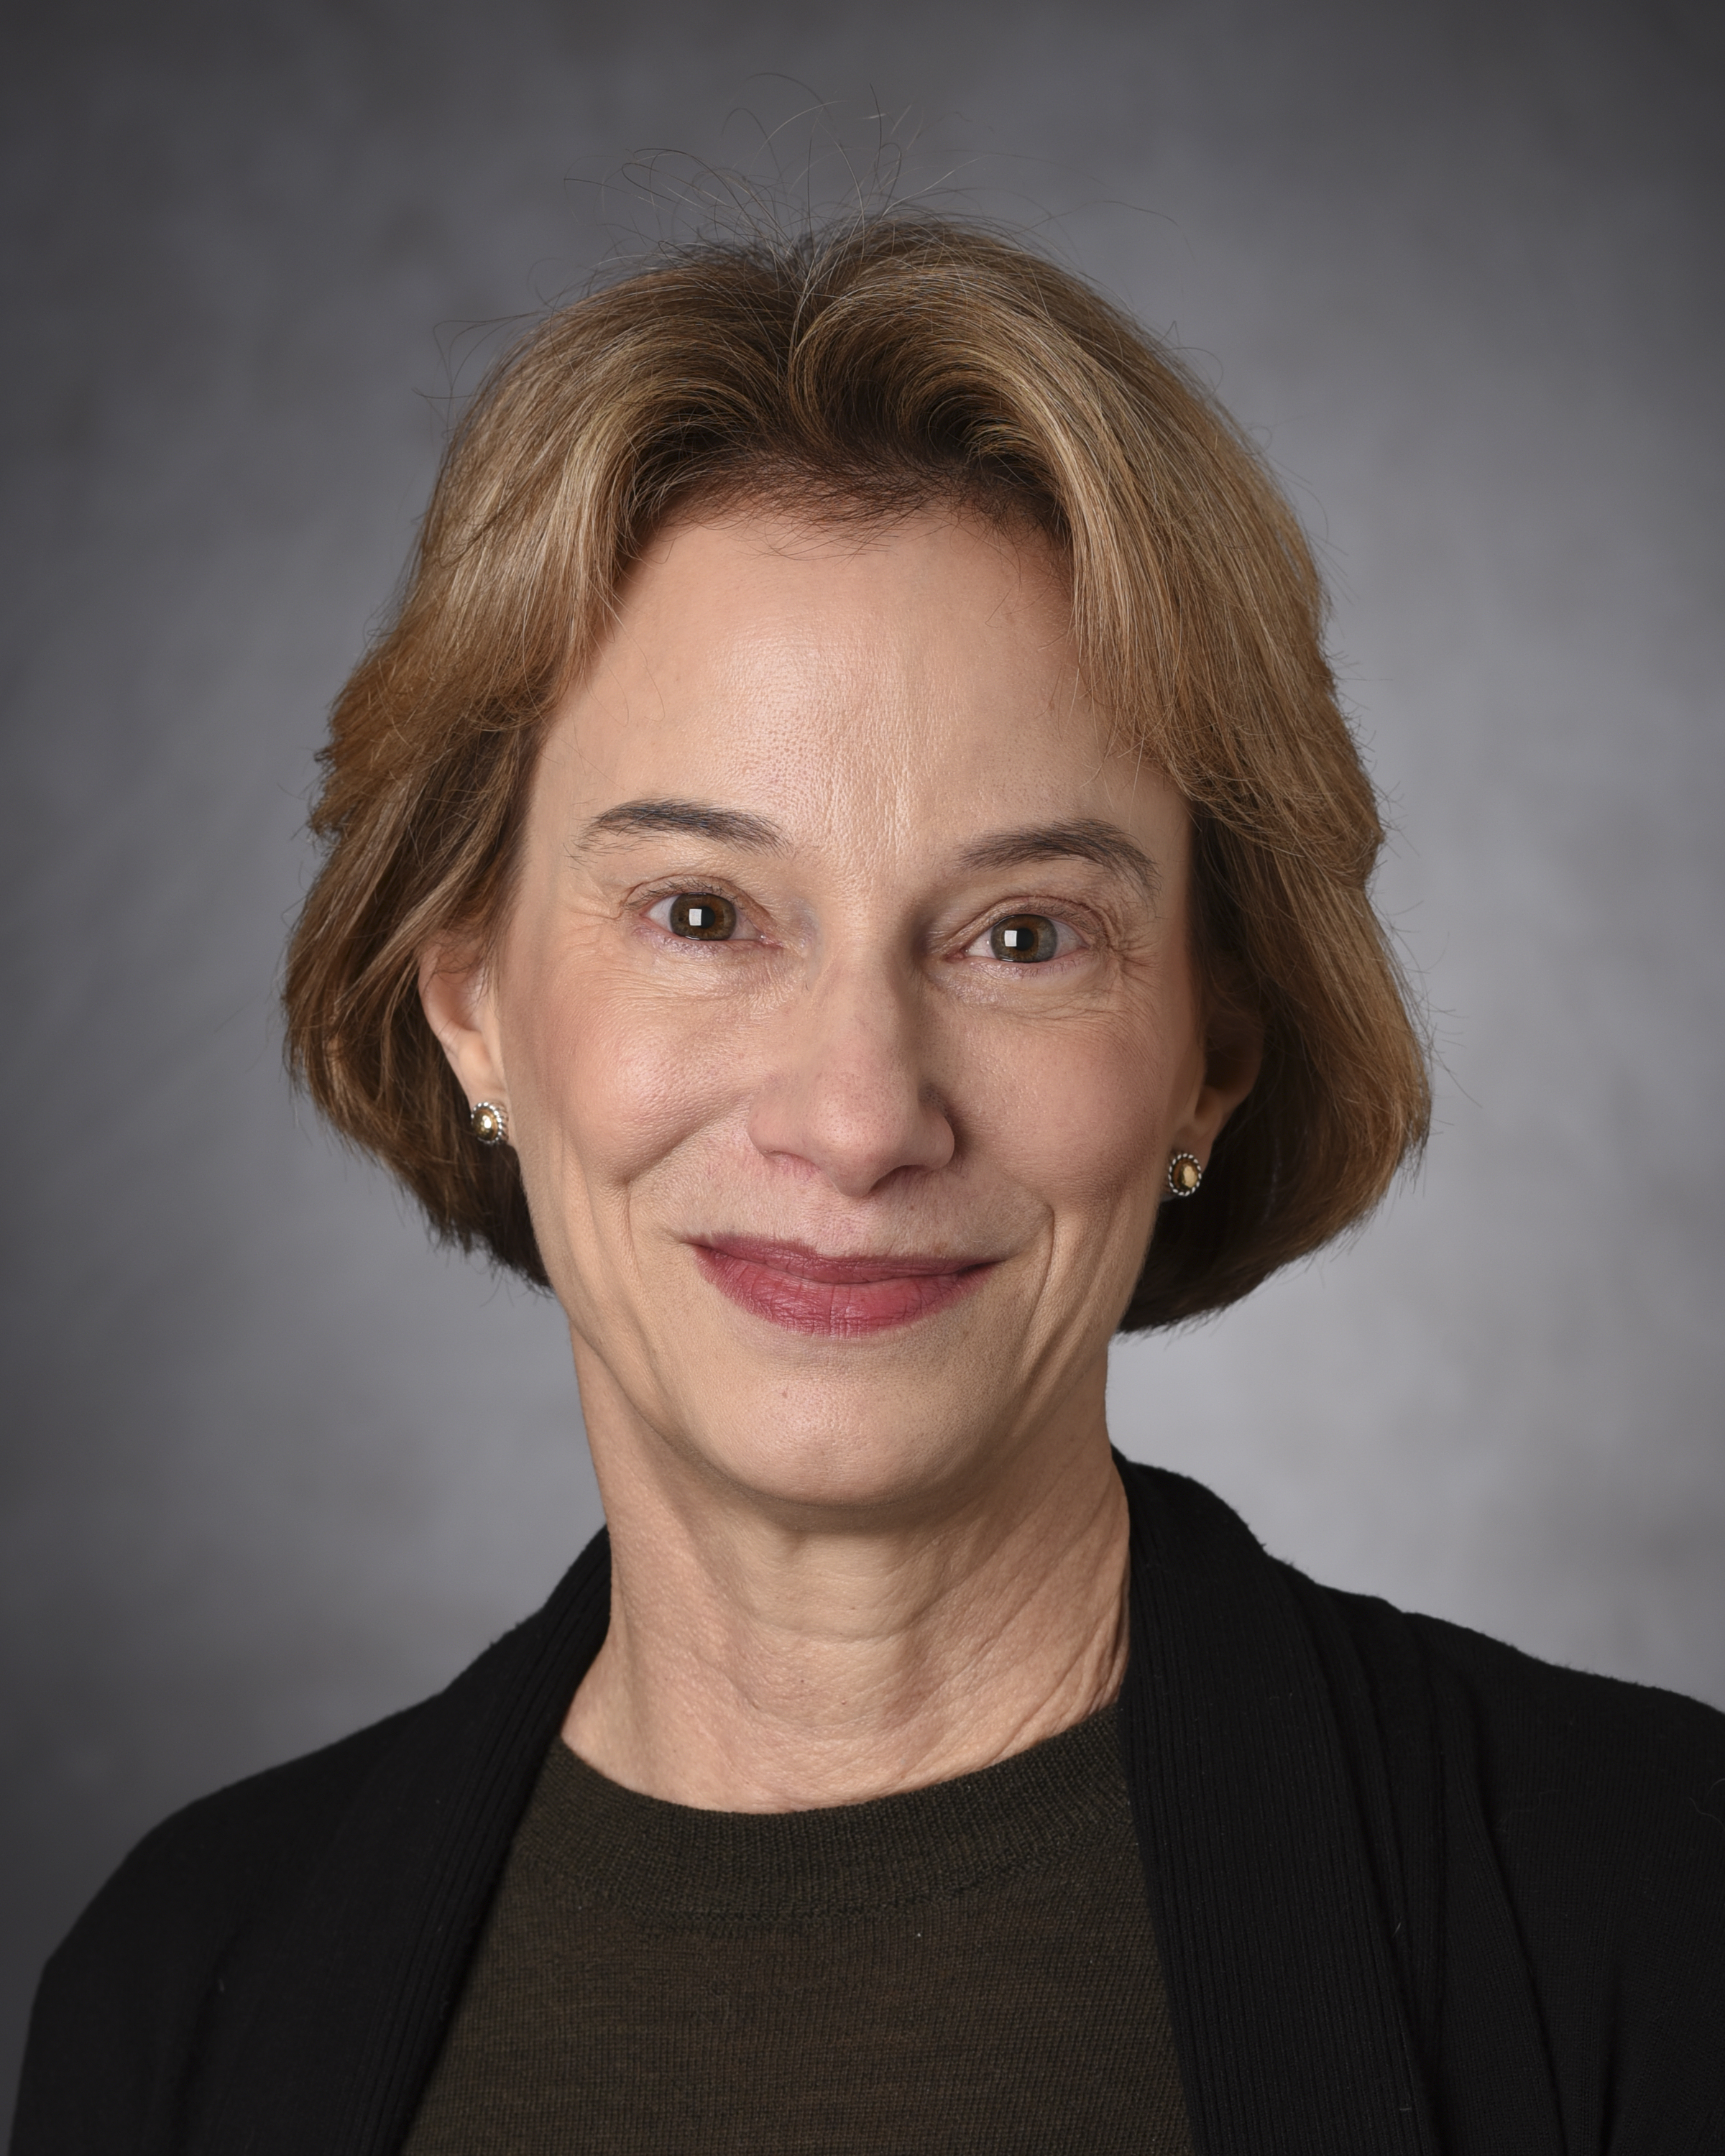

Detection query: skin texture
xmin=421 ymin=507 xmax=1259 ymax=1810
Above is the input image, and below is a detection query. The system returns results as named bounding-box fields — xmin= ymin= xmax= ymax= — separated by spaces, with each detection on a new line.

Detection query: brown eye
xmin=668 ymin=892 xmax=737 ymax=940
xmin=989 ymin=913 xmax=1059 ymax=963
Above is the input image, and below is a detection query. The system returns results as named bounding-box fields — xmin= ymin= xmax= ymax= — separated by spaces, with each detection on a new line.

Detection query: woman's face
xmin=427 ymin=507 xmax=1255 ymax=1514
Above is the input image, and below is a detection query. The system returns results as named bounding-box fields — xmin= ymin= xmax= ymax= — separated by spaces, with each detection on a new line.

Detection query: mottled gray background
xmin=3 ymin=0 xmax=1720 ymax=2114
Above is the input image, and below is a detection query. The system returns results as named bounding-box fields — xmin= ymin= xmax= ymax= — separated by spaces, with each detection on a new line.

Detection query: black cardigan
xmin=13 ymin=1460 xmax=1725 ymax=2155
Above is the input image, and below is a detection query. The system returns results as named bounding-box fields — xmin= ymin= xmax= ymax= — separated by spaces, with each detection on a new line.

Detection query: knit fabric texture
xmin=402 ymin=1706 xmax=1190 ymax=2154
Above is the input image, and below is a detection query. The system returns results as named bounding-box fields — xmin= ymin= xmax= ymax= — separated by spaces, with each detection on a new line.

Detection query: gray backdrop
xmin=3 ymin=0 xmax=1720 ymax=2114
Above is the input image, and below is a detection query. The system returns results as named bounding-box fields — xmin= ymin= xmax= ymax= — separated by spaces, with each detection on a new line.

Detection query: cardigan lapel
xmin=192 ymin=1531 xmax=613 ymax=2156
xmin=1116 ymin=1457 xmax=1443 ymax=2155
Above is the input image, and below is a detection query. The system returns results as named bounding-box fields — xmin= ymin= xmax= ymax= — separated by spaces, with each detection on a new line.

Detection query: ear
xmin=1170 ymin=988 xmax=1264 ymax=1165
xmin=418 ymin=935 xmax=508 ymax=1119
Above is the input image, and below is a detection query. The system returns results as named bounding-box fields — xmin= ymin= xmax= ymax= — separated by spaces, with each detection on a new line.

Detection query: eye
xmin=986 ymin=913 xmax=1062 ymax=964
xmin=661 ymin=891 xmax=739 ymax=940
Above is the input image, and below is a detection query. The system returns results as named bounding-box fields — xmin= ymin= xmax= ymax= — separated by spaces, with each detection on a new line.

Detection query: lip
xmin=689 ymin=1234 xmax=998 ymax=1338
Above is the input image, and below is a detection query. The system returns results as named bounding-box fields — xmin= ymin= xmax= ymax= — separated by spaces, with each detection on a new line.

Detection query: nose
xmin=745 ymin=959 xmax=957 ymax=1198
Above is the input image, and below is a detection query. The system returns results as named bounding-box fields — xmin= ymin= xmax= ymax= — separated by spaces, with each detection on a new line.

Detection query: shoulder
xmin=1117 ymin=1462 xmax=1725 ymax=2137
xmin=14 ymin=1537 xmax=611 ymax=2156
xmin=1318 ymin=1579 xmax=1725 ymax=1837
xmin=1118 ymin=1458 xmax=1725 ymax=1884
xmin=61 ymin=1703 xmax=422 ymax=1973
xmin=13 ymin=1705 xmax=428 ymax=2154
xmin=1400 ymin=1602 xmax=1725 ymax=1935
xmin=1305 ymin=1577 xmax=1725 ymax=2141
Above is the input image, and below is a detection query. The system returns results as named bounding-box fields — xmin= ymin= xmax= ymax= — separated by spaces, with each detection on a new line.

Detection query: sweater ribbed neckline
xmin=522 ymin=1704 xmax=1129 ymax=1925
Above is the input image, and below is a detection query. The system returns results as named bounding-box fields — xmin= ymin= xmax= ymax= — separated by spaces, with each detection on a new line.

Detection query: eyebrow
xmin=576 ymin=798 xmax=788 ymax=852
xmin=957 ymin=818 xmax=1161 ymax=900
xmin=575 ymin=800 xmax=1159 ymax=900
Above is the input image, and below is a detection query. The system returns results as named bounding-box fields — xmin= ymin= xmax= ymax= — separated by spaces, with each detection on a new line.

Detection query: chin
xmin=667 ymin=1379 xmax=998 ymax=1519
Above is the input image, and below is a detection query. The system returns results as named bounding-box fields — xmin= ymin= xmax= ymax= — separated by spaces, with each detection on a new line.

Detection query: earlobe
xmin=418 ymin=939 xmax=507 ymax=1111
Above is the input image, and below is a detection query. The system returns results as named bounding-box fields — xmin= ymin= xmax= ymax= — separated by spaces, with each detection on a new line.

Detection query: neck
xmin=561 ymin=1352 xmax=1130 ymax=1812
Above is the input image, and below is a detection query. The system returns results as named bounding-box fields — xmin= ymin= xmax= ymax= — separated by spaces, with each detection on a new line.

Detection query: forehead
xmin=540 ymin=507 xmax=1178 ymax=854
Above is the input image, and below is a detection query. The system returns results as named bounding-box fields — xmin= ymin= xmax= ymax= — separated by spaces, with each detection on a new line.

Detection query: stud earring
xmin=1166 ymin=1151 xmax=1203 ymax=1198
xmin=470 ymin=1100 xmax=508 ymax=1148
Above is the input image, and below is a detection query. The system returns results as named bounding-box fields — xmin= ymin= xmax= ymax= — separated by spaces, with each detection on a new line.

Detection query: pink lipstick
xmin=690 ymin=1235 xmax=995 ymax=1337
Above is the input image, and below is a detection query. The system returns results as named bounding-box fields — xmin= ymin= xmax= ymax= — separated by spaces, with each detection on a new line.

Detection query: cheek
xmin=506 ymin=949 xmax=745 ymax=1197
xmin=965 ymin=1007 xmax=1184 ymax=1215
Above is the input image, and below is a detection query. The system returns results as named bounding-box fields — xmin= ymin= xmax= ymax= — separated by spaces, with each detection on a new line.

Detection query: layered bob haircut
xmin=285 ymin=214 xmax=1429 ymax=1330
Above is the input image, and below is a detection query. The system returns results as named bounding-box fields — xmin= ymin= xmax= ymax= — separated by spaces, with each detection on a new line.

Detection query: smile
xmin=689 ymin=1235 xmax=998 ymax=1337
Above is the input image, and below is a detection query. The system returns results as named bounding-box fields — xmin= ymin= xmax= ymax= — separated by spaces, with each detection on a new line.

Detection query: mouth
xmin=689 ymin=1234 xmax=998 ymax=1338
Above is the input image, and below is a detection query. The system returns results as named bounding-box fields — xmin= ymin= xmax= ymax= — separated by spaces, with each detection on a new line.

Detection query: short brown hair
xmin=285 ymin=214 xmax=1429 ymax=1330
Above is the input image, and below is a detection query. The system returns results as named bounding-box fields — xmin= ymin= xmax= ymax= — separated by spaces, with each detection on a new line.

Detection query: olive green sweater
xmin=404 ymin=1707 xmax=1190 ymax=2153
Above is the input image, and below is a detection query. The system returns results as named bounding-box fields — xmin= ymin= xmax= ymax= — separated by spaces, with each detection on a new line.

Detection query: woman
xmin=14 ymin=217 xmax=1724 ymax=2155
